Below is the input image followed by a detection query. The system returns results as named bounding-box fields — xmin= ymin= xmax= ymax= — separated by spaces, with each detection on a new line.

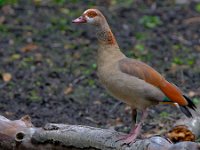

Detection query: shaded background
xmin=0 ymin=0 xmax=200 ymax=138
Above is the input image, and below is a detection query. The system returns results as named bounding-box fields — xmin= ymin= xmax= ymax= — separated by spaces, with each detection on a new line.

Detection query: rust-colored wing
xmin=118 ymin=58 xmax=188 ymax=106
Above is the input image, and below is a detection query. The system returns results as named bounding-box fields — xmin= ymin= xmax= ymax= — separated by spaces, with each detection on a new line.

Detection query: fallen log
xmin=0 ymin=115 xmax=199 ymax=150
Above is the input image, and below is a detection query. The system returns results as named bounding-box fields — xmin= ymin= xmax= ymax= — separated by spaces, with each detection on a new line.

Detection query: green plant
xmin=0 ymin=24 xmax=9 ymax=32
xmin=187 ymin=59 xmax=195 ymax=66
xmin=135 ymin=44 xmax=145 ymax=51
xmin=50 ymin=17 xmax=70 ymax=31
xmin=92 ymin=63 xmax=97 ymax=69
xmin=0 ymin=0 xmax=17 ymax=6
xmin=53 ymin=0 xmax=66 ymax=5
xmin=192 ymin=98 xmax=200 ymax=105
xmin=11 ymin=54 xmax=21 ymax=59
xmin=19 ymin=56 xmax=35 ymax=69
xmin=135 ymin=32 xmax=148 ymax=41
xmin=173 ymin=57 xmax=183 ymax=65
xmin=159 ymin=111 xmax=169 ymax=118
xmin=195 ymin=3 xmax=200 ymax=12
xmin=172 ymin=44 xmax=182 ymax=50
xmin=53 ymin=0 xmax=79 ymax=5
xmin=139 ymin=15 xmax=162 ymax=29
xmin=28 ymin=90 xmax=42 ymax=102
xmin=111 ymin=0 xmax=133 ymax=6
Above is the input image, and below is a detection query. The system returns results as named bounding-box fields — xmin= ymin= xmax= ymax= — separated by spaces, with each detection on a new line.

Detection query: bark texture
xmin=0 ymin=115 xmax=199 ymax=150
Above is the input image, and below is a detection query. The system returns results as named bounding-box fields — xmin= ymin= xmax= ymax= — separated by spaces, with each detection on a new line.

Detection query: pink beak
xmin=72 ymin=16 xmax=87 ymax=23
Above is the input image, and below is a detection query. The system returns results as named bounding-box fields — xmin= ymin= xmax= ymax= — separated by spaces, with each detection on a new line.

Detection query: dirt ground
xmin=0 ymin=0 xmax=200 ymax=138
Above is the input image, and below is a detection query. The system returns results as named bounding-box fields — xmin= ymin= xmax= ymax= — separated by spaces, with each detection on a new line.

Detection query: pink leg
xmin=117 ymin=109 xmax=148 ymax=144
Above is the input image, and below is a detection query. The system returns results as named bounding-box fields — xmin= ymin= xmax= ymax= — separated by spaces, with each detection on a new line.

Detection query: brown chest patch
xmin=97 ymin=29 xmax=116 ymax=45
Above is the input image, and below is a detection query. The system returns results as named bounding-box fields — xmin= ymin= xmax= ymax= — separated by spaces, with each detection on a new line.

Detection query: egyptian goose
xmin=72 ymin=9 xmax=196 ymax=143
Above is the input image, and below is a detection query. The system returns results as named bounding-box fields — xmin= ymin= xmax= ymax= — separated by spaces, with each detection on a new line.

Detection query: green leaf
xmin=135 ymin=44 xmax=145 ymax=51
xmin=195 ymin=3 xmax=200 ymax=12
xmin=0 ymin=0 xmax=17 ymax=6
xmin=92 ymin=63 xmax=97 ymax=69
xmin=159 ymin=111 xmax=169 ymax=118
xmin=139 ymin=15 xmax=162 ymax=29
xmin=192 ymin=98 xmax=200 ymax=105
xmin=173 ymin=57 xmax=183 ymax=65
xmin=135 ymin=32 xmax=148 ymax=40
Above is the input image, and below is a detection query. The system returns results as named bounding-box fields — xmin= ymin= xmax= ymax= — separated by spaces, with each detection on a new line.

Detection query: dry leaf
xmin=168 ymin=64 xmax=188 ymax=74
xmin=34 ymin=53 xmax=43 ymax=62
xmin=2 ymin=73 xmax=12 ymax=82
xmin=2 ymin=5 xmax=14 ymax=15
xmin=194 ymin=45 xmax=200 ymax=52
xmin=107 ymin=117 xmax=123 ymax=127
xmin=73 ymin=52 xmax=81 ymax=59
xmin=64 ymin=84 xmax=73 ymax=95
xmin=9 ymin=39 xmax=14 ymax=45
xmin=64 ymin=44 xmax=69 ymax=49
xmin=60 ymin=8 xmax=69 ymax=15
xmin=4 ymin=111 xmax=14 ymax=116
xmin=0 ymin=16 xmax=5 ymax=24
xmin=124 ymin=105 xmax=131 ymax=113
xmin=188 ymin=91 xmax=196 ymax=97
xmin=21 ymin=43 xmax=38 ymax=52
xmin=114 ymin=117 xmax=123 ymax=126
xmin=93 ymin=100 xmax=102 ymax=105
xmin=85 ymin=117 xmax=99 ymax=124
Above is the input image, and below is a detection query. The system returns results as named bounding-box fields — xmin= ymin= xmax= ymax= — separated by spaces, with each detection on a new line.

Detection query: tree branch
xmin=0 ymin=115 xmax=199 ymax=150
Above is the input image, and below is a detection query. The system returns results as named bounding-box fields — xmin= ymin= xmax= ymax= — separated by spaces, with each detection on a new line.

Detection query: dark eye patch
xmin=86 ymin=11 xmax=97 ymax=18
